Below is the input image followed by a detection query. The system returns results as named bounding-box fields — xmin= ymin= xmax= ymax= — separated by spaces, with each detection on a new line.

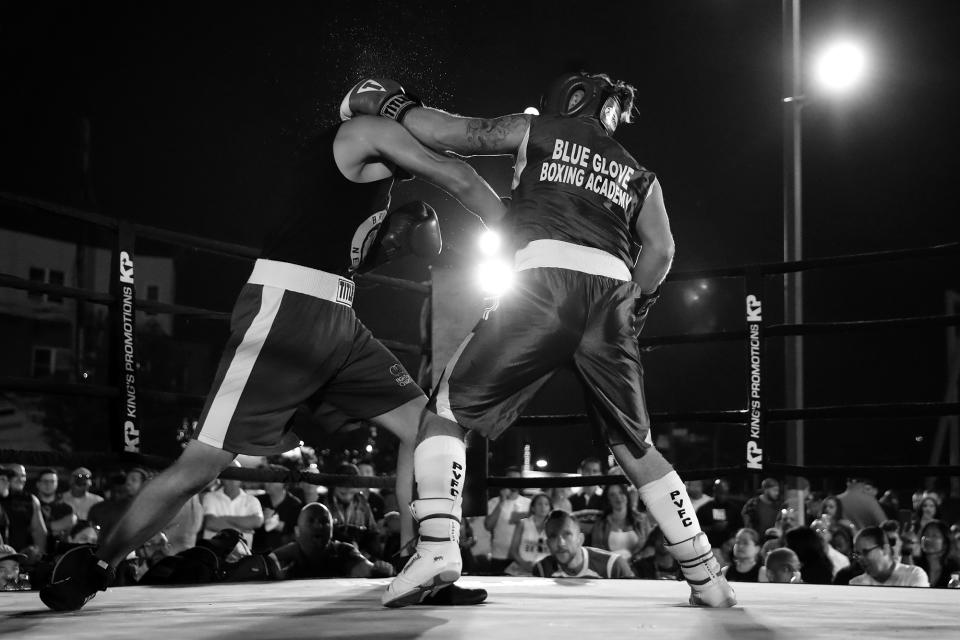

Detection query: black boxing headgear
xmin=539 ymin=72 xmax=636 ymax=134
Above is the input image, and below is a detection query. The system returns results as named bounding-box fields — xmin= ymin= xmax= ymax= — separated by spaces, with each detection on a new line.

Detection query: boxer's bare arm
xmin=402 ymin=108 xmax=531 ymax=157
xmin=342 ymin=116 xmax=506 ymax=224
xmin=631 ymin=178 xmax=675 ymax=293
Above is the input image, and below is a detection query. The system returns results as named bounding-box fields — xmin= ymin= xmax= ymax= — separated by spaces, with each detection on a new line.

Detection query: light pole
xmin=782 ymin=0 xmax=868 ymax=473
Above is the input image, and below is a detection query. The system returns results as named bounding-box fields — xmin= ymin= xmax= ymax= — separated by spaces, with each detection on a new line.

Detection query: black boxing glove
xmin=351 ymin=200 xmax=442 ymax=274
xmin=632 ymin=286 xmax=661 ymax=338
xmin=339 ymin=78 xmax=421 ymax=123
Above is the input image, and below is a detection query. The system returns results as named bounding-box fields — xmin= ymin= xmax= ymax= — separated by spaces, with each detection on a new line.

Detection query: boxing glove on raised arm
xmin=340 ymin=78 xmax=421 ymax=123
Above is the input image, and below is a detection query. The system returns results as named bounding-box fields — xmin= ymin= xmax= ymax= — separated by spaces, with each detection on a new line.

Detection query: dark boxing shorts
xmin=429 ymin=240 xmax=654 ymax=457
xmin=195 ymin=259 xmax=422 ymax=455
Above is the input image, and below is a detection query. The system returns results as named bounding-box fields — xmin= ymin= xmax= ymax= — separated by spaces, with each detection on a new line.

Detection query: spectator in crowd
xmin=685 ymin=480 xmax=712 ymax=512
xmin=837 ymin=478 xmax=886 ymax=530
xmin=849 ymin=526 xmax=929 ymax=587
xmin=916 ymin=520 xmax=960 ymax=588
xmin=817 ymin=494 xmax=849 ymax=529
xmin=741 ymin=478 xmax=782 ymax=535
xmin=67 ymin=520 xmax=100 ymax=546
xmin=811 ymin=518 xmax=850 ymax=577
xmin=0 ymin=463 xmax=47 ymax=558
xmin=877 ymin=490 xmax=900 ymax=522
xmin=784 ymin=526 xmax=834 ymax=584
xmin=568 ymin=457 xmax=604 ymax=512
xmin=724 ymin=527 xmax=761 ymax=582
xmin=506 ymin=493 xmax=552 ymax=576
xmin=295 ymin=466 xmax=322 ymax=506
xmin=34 ymin=468 xmax=77 ymax=545
xmin=202 ymin=465 xmax=264 ymax=549
xmin=0 ymin=543 xmax=28 ymax=590
xmin=695 ymin=479 xmax=743 ymax=565
xmin=828 ymin=523 xmax=854 ymax=561
xmin=0 ymin=468 xmax=11 ymax=543
xmin=59 ymin=467 xmax=103 ymax=520
xmin=632 ymin=527 xmax=680 ymax=580
xmin=908 ymin=495 xmax=941 ymax=536
xmin=533 ymin=510 xmax=634 ymax=578
xmin=253 ymin=465 xmax=303 ymax=553
xmin=89 ymin=470 xmax=145 ymax=540
xmin=484 ymin=467 xmax=531 ymax=574
xmin=590 ymin=483 xmax=653 ymax=571
xmin=546 ymin=487 xmax=573 ymax=514
xmin=270 ymin=503 xmax=392 ymax=579
xmin=764 ymin=548 xmax=802 ymax=584
xmin=356 ymin=459 xmax=386 ymax=522
xmin=879 ymin=520 xmax=904 ymax=562
xmin=161 ymin=492 xmax=204 ymax=556
xmin=950 ymin=523 xmax=960 ymax=561
xmin=323 ymin=462 xmax=379 ymax=558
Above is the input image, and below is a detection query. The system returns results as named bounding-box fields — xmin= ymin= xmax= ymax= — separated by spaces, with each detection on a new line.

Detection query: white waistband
xmin=513 ymin=239 xmax=631 ymax=281
xmin=248 ymin=259 xmax=355 ymax=307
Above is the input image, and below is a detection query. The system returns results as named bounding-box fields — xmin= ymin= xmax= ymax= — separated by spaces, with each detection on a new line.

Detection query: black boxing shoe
xmin=39 ymin=545 xmax=115 ymax=612
xmin=418 ymin=583 xmax=488 ymax=606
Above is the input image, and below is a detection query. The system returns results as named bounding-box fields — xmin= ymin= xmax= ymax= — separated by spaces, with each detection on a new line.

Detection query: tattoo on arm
xmin=464 ymin=115 xmax=528 ymax=153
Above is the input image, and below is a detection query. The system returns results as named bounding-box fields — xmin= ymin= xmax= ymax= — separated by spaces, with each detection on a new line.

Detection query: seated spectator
xmin=66 ymin=520 xmax=100 ymax=546
xmin=270 ymin=503 xmax=393 ymax=579
xmin=900 ymin=528 xmax=920 ymax=565
xmin=323 ymin=462 xmax=380 ymax=558
xmin=162 ymin=493 xmax=205 ymax=556
xmin=741 ymin=478 xmax=782 ymax=535
xmin=485 ymin=468 xmax=531 ymax=574
xmin=59 ymin=467 xmax=103 ymax=520
xmin=950 ymin=523 xmax=960 ymax=562
xmin=878 ymin=490 xmax=900 ymax=522
xmin=811 ymin=519 xmax=850 ymax=577
xmin=632 ymin=527 xmax=680 ymax=580
xmin=879 ymin=520 xmax=904 ymax=562
xmin=784 ymin=525 xmax=834 ymax=584
xmin=828 ymin=523 xmax=854 ymax=561
xmin=724 ymin=528 xmax=761 ymax=582
xmin=356 ymin=460 xmax=386 ymax=522
xmin=0 ymin=544 xmax=28 ymax=590
xmin=685 ymin=480 xmax=712 ymax=512
xmin=547 ymin=487 xmax=573 ymax=514
xmin=89 ymin=469 xmax=145 ymax=541
xmin=916 ymin=520 xmax=960 ymax=588
xmin=908 ymin=495 xmax=941 ymax=536
xmin=763 ymin=548 xmax=802 ymax=584
xmin=590 ymin=483 xmax=653 ymax=571
xmin=695 ymin=479 xmax=743 ymax=566
xmin=506 ymin=493 xmax=552 ymax=576
xmin=849 ymin=526 xmax=929 ymax=587
xmin=532 ymin=510 xmax=634 ymax=578
xmin=253 ymin=465 xmax=302 ymax=553
xmin=818 ymin=494 xmax=854 ymax=532
xmin=568 ymin=457 xmax=604 ymax=512
xmin=202 ymin=466 xmax=264 ymax=549
xmin=0 ymin=463 xmax=47 ymax=561
xmin=34 ymin=468 xmax=76 ymax=546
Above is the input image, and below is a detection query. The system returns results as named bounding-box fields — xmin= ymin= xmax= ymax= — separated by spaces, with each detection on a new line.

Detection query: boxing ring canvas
xmin=3 ymin=577 xmax=958 ymax=639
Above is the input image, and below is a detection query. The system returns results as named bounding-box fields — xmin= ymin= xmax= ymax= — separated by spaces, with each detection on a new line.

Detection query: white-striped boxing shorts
xmin=194 ymin=259 xmax=423 ymax=455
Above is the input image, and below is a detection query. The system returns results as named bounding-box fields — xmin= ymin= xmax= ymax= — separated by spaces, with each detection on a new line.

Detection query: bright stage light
xmin=815 ymin=40 xmax=867 ymax=94
xmin=524 ymin=106 xmax=540 ymax=116
xmin=478 ymin=229 xmax=502 ymax=255
xmin=535 ymin=459 xmax=548 ymax=469
xmin=476 ymin=258 xmax=514 ymax=295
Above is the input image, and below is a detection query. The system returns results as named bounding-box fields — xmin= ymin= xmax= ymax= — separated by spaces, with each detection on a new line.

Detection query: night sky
xmin=2 ymin=1 xmax=958 ymax=471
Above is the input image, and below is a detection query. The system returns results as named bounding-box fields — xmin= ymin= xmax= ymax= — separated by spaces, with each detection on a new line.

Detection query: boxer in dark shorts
xmin=343 ymin=74 xmax=736 ymax=609
xmin=40 ymin=102 xmax=505 ymax=612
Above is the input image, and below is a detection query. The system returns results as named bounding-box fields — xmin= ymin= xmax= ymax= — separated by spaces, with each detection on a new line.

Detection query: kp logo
xmin=119 ymin=251 xmax=135 ymax=285
xmin=745 ymin=294 xmax=762 ymax=322
xmin=357 ymin=80 xmax=385 ymax=93
xmin=389 ymin=363 xmax=413 ymax=387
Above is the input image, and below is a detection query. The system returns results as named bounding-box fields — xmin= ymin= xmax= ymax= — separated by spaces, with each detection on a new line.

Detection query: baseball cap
xmin=0 ymin=544 xmax=27 ymax=564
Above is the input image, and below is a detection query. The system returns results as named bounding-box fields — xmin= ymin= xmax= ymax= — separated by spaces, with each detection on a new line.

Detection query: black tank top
xmin=509 ymin=115 xmax=656 ymax=267
xmin=260 ymin=123 xmax=393 ymax=275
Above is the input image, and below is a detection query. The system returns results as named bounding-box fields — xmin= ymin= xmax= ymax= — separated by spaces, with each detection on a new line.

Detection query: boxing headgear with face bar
xmin=539 ymin=72 xmax=636 ymax=134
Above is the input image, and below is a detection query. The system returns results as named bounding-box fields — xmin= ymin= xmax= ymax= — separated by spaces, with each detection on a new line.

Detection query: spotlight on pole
xmin=814 ymin=40 xmax=868 ymax=95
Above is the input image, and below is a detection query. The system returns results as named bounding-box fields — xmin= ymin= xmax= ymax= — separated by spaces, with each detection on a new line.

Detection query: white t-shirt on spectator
xmin=849 ymin=562 xmax=929 ymax=587
xmin=202 ymin=488 xmax=263 ymax=548
xmin=487 ymin=494 xmax=531 ymax=560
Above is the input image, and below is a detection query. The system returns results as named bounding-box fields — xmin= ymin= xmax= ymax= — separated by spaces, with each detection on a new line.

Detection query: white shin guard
xmin=412 ymin=436 xmax=465 ymax=542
